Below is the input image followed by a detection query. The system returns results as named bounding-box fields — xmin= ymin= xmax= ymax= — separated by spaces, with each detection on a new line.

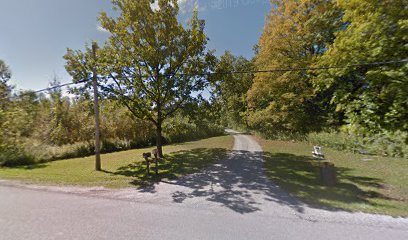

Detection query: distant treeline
xmin=0 ymin=77 xmax=223 ymax=166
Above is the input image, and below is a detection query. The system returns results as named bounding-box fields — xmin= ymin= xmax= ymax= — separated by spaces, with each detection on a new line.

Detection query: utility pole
xmin=92 ymin=42 xmax=102 ymax=171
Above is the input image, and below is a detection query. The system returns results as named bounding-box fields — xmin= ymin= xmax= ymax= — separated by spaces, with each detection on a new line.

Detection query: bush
xmin=129 ymin=138 xmax=155 ymax=148
xmin=20 ymin=141 xmax=95 ymax=162
xmin=307 ymin=131 xmax=361 ymax=152
xmin=252 ymin=129 xmax=307 ymax=142
xmin=0 ymin=145 xmax=36 ymax=167
xmin=163 ymin=116 xmax=225 ymax=143
xmin=365 ymin=131 xmax=408 ymax=158
xmin=307 ymin=131 xmax=408 ymax=158
xmin=101 ymin=139 xmax=126 ymax=153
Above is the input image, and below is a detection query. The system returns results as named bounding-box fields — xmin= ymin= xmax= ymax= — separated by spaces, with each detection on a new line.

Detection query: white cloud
xmin=96 ymin=25 xmax=109 ymax=34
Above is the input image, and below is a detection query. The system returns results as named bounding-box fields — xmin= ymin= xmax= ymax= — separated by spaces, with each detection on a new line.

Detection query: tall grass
xmin=0 ymin=145 xmax=36 ymax=167
xmin=164 ymin=122 xmax=225 ymax=143
xmin=249 ymin=128 xmax=407 ymax=159
xmin=1 ymin=122 xmax=226 ymax=167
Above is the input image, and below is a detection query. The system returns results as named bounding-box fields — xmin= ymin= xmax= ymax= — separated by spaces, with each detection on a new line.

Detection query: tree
xmin=0 ymin=60 xmax=16 ymax=161
xmin=210 ymin=51 xmax=254 ymax=128
xmin=0 ymin=60 xmax=12 ymax=138
xmin=0 ymin=60 xmax=11 ymax=82
xmin=0 ymin=60 xmax=12 ymax=110
xmin=315 ymin=0 xmax=408 ymax=135
xmin=65 ymin=0 xmax=215 ymax=157
xmin=247 ymin=0 xmax=342 ymax=135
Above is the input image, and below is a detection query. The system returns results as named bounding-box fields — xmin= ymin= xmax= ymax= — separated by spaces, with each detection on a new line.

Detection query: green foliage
xmin=0 ymin=59 xmax=12 ymax=109
xmin=247 ymin=0 xmax=342 ymax=134
xmin=0 ymin=145 xmax=36 ymax=167
xmin=315 ymin=0 xmax=408 ymax=135
xmin=308 ymin=131 xmax=363 ymax=151
xmin=210 ymin=51 xmax=254 ymax=128
xmin=233 ymin=0 xmax=407 ymax=157
xmin=0 ymin=60 xmax=23 ymax=167
xmin=20 ymin=141 xmax=94 ymax=163
xmin=163 ymin=114 xmax=224 ymax=143
xmin=307 ymin=131 xmax=408 ymax=158
xmin=99 ymin=100 xmax=156 ymax=145
xmin=360 ymin=131 xmax=408 ymax=158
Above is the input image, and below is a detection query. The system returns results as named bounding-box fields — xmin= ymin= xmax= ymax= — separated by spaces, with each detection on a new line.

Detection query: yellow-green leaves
xmin=65 ymin=0 xmax=214 ymax=129
xmin=247 ymin=0 xmax=342 ymax=134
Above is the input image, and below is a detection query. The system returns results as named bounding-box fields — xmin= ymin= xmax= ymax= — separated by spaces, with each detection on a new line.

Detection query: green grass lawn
xmin=257 ymin=137 xmax=408 ymax=217
xmin=0 ymin=135 xmax=233 ymax=188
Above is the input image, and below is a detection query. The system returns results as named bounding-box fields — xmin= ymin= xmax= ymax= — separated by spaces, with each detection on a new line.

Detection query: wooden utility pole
xmin=92 ymin=42 xmax=102 ymax=171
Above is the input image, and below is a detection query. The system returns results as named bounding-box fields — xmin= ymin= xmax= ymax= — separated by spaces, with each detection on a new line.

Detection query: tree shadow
xmin=263 ymin=152 xmax=394 ymax=210
xmin=111 ymin=147 xmax=393 ymax=215
xmin=111 ymin=148 xmax=230 ymax=189
xmin=119 ymin=148 xmax=305 ymax=214
xmin=165 ymin=150 xmax=310 ymax=214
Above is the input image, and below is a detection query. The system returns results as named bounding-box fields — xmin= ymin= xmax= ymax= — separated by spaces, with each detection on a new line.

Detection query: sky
xmin=0 ymin=0 xmax=271 ymax=92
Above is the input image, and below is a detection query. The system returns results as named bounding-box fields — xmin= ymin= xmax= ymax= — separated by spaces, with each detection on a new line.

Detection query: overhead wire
xmin=11 ymin=59 xmax=407 ymax=97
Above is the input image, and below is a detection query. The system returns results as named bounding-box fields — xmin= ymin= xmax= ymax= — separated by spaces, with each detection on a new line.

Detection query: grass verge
xmin=0 ymin=135 xmax=233 ymax=188
xmin=256 ymin=137 xmax=408 ymax=217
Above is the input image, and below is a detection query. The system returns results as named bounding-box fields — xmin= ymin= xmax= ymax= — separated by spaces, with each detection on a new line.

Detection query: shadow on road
xmin=167 ymin=150 xmax=306 ymax=214
xmin=111 ymin=144 xmax=390 ymax=215
xmin=128 ymin=149 xmax=305 ymax=214
xmin=111 ymin=148 xmax=229 ymax=192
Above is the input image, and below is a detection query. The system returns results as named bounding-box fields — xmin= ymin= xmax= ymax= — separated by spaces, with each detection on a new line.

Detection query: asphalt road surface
xmin=1 ymin=130 xmax=407 ymax=240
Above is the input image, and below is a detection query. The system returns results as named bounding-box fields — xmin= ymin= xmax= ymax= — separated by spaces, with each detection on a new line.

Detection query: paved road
xmin=1 ymin=130 xmax=407 ymax=240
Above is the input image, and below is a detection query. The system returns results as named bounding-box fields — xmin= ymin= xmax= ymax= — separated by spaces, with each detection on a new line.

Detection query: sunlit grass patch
xmin=257 ymin=137 xmax=408 ymax=217
xmin=0 ymin=135 xmax=233 ymax=189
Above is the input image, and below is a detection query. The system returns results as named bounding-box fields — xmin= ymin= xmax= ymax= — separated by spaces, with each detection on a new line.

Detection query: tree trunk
xmin=156 ymin=123 xmax=163 ymax=158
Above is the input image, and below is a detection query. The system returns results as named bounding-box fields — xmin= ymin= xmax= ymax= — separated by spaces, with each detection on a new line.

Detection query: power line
xmin=30 ymin=78 xmax=91 ymax=94
xmin=179 ymin=59 xmax=408 ymax=77
xmin=12 ymin=78 xmax=91 ymax=99
xmin=12 ymin=59 xmax=407 ymax=97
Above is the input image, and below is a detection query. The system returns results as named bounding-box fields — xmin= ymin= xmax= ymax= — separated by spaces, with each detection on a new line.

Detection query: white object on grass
xmin=312 ymin=146 xmax=325 ymax=159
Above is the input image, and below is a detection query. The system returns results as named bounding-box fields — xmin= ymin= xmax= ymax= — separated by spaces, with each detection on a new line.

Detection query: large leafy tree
xmin=247 ymin=0 xmax=342 ymax=135
xmin=315 ymin=0 xmax=408 ymax=135
xmin=211 ymin=51 xmax=254 ymax=128
xmin=65 ymin=0 xmax=214 ymax=156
